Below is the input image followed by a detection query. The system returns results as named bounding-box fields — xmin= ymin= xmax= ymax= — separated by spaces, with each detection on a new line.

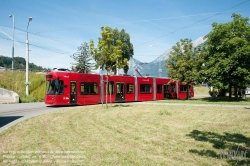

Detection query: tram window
xmin=58 ymin=81 xmax=64 ymax=94
xmin=46 ymin=80 xmax=64 ymax=95
xmin=80 ymin=82 xmax=98 ymax=95
xmin=126 ymin=84 xmax=134 ymax=94
xmin=105 ymin=81 xmax=114 ymax=94
xmin=157 ymin=84 xmax=163 ymax=93
xmin=71 ymin=83 xmax=76 ymax=93
xmin=140 ymin=84 xmax=152 ymax=93
xmin=180 ymin=85 xmax=187 ymax=92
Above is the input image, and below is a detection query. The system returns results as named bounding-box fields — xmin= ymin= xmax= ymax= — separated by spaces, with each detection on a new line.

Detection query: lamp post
xmin=25 ymin=17 xmax=32 ymax=96
xmin=9 ymin=14 xmax=15 ymax=71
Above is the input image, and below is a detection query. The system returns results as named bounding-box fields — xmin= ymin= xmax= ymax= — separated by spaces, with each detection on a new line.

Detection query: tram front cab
xmin=45 ymin=72 xmax=69 ymax=106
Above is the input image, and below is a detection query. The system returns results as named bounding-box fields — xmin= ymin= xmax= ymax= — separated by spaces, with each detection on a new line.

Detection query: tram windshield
xmin=46 ymin=80 xmax=64 ymax=95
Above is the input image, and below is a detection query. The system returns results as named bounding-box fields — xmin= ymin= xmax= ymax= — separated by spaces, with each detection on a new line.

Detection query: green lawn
xmin=153 ymin=96 xmax=250 ymax=105
xmin=0 ymin=103 xmax=249 ymax=165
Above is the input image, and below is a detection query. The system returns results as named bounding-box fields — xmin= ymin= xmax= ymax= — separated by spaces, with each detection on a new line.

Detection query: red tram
xmin=44 ymin=71 xmax=194 ymax=106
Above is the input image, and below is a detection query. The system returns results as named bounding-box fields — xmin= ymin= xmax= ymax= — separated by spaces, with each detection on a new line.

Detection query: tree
xmin=202 ymin=14 xmax=250 ymax=98
xmin=90 ymin=26 xmax=133 ymax=75
xmin=90 ymin=26 xmax=126 ymax=108
xmin=165 ymin=38 xmax=200 ymax=99
xmin=112 ymin=28 xmax=134 ymax=74
xmin=71 ymin=42 xmax=93 ymax=73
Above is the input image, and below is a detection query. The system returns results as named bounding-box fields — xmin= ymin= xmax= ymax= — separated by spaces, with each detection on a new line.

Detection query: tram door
xmin=116 ymin=82 xmax=125 ymax=102
xmin=164 ymin=84 xmax=170 ymax=99
xmin=70 ymin=81 xmax=77 ymax=104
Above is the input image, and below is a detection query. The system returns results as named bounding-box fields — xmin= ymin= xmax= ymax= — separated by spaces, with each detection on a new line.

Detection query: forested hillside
xmin=0 ymin=55 xmax=48 ymax=71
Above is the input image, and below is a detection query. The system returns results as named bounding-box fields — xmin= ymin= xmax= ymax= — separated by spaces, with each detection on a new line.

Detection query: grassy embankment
xmin=0 ymin=103 xmax=249 ymax=165
xmin=0 ymin=70 xmax=46 ymax=102
xmin=193 ymin=85 xmax=210 ymax=95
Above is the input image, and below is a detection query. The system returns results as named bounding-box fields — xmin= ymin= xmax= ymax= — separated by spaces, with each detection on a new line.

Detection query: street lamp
xmin=9 ymin=14 xmax=15 ymax=71
xmin=25 ymin=17 xmax=32 ymax=96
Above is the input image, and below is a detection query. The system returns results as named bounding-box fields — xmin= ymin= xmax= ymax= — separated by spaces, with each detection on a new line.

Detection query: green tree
xmin=202 ymin=14 xmax=250 ymax=98
xmin=71 ymin=42 xmax=93 ymax=73
xmin=89 ymin=26 xmax=128 ymax=73
xmin=112 ymin=28 xmax=134 ymax=74
xmin=90 ymin=26 xmax=127 ymax=108
xmin=165 ymin=38 xmax=200 ymax=99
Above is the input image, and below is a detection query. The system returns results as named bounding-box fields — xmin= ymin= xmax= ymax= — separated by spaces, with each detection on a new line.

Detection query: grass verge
xmin=0 ymin=103 xmax=249 ymax=165
xmin=153 ymin=97 xmax=250 ymax=105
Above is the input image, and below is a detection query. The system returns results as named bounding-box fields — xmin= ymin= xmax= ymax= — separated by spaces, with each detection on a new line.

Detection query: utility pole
xmin=150 ymin=45 xmax=162 ymax=77
xmin=25 ymin=17 xmax=32 ymax=96
xmin=9 ymin=15 xmax=15 ymax=71
xmin=159 ymin=61 xmax=162 ymax=77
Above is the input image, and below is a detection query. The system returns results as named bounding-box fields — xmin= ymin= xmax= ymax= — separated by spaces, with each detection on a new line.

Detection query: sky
xmin=0 ymin=0 xmax=250 ymax=70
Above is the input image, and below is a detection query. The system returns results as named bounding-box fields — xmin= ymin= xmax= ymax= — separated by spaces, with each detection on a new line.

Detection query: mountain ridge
xmin=124 ymin=36 xmax=206 ymax=77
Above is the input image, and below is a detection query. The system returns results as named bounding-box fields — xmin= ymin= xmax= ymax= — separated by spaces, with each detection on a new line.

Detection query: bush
xmin=209 ymin=88 xmax=227 ymax=97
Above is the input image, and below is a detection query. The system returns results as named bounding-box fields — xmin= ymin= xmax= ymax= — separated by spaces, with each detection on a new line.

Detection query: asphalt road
xmin=0 ymin=102 xmax=74 ymax=132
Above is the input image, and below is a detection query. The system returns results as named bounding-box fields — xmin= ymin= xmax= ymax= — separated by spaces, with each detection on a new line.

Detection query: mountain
xmin=124 ymin=36 xmax=206 ymax=77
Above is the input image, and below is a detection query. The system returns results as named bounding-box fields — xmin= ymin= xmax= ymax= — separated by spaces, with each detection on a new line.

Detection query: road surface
xmin=0 ymin=103 xmax=74 ymax=132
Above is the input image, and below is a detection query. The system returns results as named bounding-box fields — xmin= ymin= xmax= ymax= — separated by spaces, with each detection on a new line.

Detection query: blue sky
xmin=0 ymin=0 xmax=250 ymax=69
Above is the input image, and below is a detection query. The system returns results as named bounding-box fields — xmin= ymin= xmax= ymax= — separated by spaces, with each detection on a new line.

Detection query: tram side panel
xmin=101 ymin=75 xmax=136 ymax=103
xmin=155 ymin=78 xmax=171 ymax=100
xmin=178 ymin=81 xmax=187 ymax=99
xmin=102 ymin=75 xmax=116 ymax=103
xmin=167 ymin=81 xmax=191 ymax=99
xmin=114 ymin=75 xmax=135 ymax=102
xmin=63 ymin=73 xmax=78 ymax=105
xmin=77 ymin=73 xmax=101 ymax=105
xmin=178 ymin=82 xmax=194 ymax=99
xmin=137 ymin=77 xmax=154 ymax=101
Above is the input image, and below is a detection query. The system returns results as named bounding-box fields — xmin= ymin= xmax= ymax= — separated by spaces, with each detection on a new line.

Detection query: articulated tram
xmin=44 ymin=71 xmax=194 ymax=106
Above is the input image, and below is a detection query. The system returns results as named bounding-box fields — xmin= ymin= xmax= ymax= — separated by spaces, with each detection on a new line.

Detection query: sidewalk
xmin=193 ymin=94 xmax=210 ymax=99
